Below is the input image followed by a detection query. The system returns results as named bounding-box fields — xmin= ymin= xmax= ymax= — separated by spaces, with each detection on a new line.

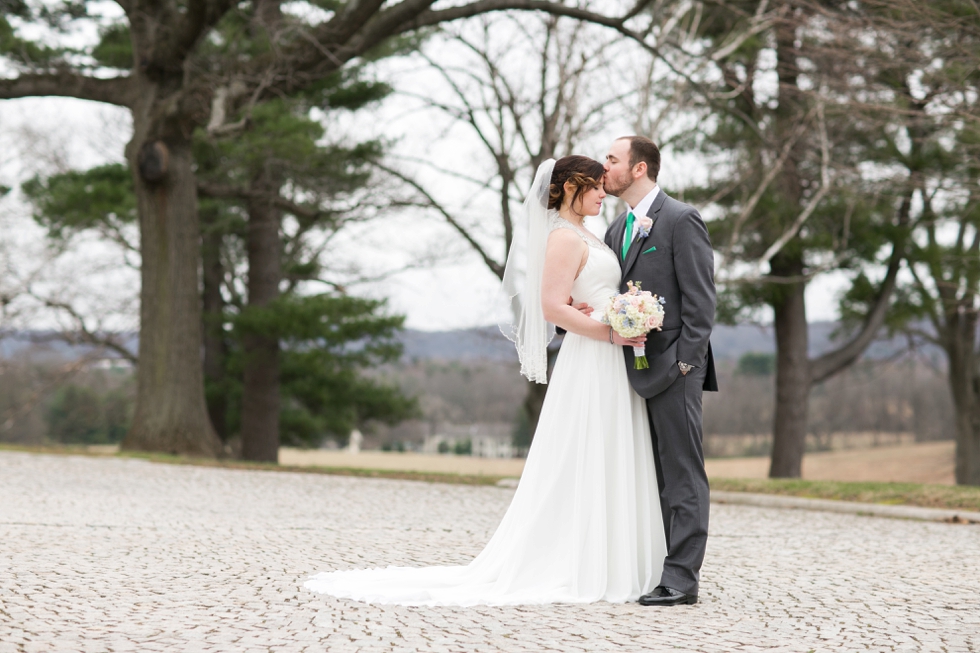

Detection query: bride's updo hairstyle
xmin=548 ymin=155 xmax=605 ymax=211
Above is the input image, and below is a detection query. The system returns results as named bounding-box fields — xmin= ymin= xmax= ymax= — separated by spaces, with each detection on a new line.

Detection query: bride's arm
xmin=541 ymin=230 xmax=647 ymax=347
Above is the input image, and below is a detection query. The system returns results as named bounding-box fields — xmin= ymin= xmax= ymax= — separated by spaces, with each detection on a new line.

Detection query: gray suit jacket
xmin=603 ymin=191 xmax=718 ymax=398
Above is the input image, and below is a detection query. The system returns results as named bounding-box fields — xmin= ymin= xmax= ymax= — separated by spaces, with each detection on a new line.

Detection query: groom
xmin=602 ymin=136 xmax=718 ymax=606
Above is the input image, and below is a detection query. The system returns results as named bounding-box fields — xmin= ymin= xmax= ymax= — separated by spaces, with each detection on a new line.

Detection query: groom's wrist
xmin=677 ymin=361 xmax=694 ymax=375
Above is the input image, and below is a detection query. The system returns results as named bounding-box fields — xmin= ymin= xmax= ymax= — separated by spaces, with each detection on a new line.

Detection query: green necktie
xmin=621 ymin=211 xmax=635 ymax=260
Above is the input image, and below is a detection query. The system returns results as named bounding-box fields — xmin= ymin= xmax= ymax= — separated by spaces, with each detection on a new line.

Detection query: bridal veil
xmin=498 ymin=159 xmax=557 ymax=384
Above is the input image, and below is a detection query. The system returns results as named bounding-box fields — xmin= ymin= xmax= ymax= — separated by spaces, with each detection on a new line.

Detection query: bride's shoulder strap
xmin=549 ymin=213 xmax=605 ymax=250
xmin=549 ymin=213 xmax=583 ymax=237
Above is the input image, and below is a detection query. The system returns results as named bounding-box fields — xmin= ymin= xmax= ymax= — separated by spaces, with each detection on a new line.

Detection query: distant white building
xmin=88 ymin=357 xmax=135 ymax=370
xmin=345 ymin=429 xmax=363 ymax=454
xmin=423 ymin=422 xmax=515 ymax=458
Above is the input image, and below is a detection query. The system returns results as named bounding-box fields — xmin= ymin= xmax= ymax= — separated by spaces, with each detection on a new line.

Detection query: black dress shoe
xmin=638 ymin=585 xmax=698 ymax=606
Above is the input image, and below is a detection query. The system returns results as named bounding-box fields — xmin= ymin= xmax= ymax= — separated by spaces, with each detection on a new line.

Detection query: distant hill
xmin=398 ymin=322 xmax=929 ymax=363
xmin=0 ymin=331 xmax=138 ymax=362
xmin=1 ymin=323 xmax=932 ymax=365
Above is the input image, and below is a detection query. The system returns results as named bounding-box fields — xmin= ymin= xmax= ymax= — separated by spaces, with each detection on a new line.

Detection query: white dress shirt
xmin=622 ymin=185 xmax=660 ymax=251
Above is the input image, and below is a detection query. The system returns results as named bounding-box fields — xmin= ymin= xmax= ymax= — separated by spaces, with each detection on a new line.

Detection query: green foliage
xmin=837 ymin=272 xmax=895 ymax=334
xmin=91 ymin=23 xmax=131 ymax=69
xmin=226 ymin=294 xmax=418 ymax=447
xmin=0 ymin=0 xmax=89 ymax=64
xmin=736 ymin=352 xmax=775 ymax=377
xmin=22 ymin=163 xmax=135 ymax=239
xmin=0 ymin=0 xmax=31 ymax=18
xmin=195 ymin=97 xmax=383 ymax=201
xmin=301 ymin=68 xmax=392 ymax=111
xmin=102 ymin=389 xmax=131 ymax=442
xmin=320 ymin=78 xmax=391 ymax=110
xmin=0 ymin=15 xmax=67 ymax=66
xmin=35 ymin=1 xmax=89 ymax=26
xmin=709 ymin=477 xmax=980 ymax=512
xmin=45 ymin=383 xmax=132 ymax=445
xmin=453 ymin=438 xmax=472 ymax=456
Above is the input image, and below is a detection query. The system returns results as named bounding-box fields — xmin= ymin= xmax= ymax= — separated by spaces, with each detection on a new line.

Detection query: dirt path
xmin=279 ymin=448 xmax=527 ymax=477
xmin=281 ymin=441 xmax=957 ymax=485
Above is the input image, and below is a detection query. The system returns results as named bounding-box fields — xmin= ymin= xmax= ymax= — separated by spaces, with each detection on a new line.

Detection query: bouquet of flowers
xmin=601 ymin=281 xmax=666 ymax=369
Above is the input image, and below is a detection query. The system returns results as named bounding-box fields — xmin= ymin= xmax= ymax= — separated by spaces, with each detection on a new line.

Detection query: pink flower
xmin=636 ymin=216 xmax=654 ymax=238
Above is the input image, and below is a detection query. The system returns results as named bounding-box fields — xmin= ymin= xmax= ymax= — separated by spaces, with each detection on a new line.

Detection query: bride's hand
xmin=611 ymin=330 xmax=646 ymax=347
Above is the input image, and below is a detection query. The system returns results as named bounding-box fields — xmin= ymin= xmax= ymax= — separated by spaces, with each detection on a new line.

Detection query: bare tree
xmin=0 ymin=118 xmax=138 ymax=365
xmin=377 ymin=12 xmax=631 ymax=434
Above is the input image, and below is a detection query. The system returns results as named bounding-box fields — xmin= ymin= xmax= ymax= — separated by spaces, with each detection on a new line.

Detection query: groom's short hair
xmin=619 ymin=136 xmax=660 ymax=182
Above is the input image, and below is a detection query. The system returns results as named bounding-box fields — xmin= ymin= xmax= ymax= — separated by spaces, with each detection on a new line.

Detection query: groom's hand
xmin=568 ymin=297 xmax=593 ymax=317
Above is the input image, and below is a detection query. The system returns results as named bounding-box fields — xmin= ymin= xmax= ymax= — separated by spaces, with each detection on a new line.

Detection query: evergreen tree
xmin=22 ymin=85 xmax=419 ymax=453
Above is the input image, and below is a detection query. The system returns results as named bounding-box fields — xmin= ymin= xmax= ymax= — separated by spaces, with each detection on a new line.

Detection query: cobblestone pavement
xmin=1 ymin=451 xmax=978 ymax=653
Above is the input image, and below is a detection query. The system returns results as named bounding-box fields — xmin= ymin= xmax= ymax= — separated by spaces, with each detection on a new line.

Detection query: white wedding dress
xmin=305 ymin=219 xmax=666 ymax=605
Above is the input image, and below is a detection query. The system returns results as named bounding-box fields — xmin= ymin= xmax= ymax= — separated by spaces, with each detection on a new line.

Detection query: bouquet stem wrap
xmin=633 ymin=345 xmax=649 ymax=369
xmin=601 ymin=281 xmax=665 ymax=371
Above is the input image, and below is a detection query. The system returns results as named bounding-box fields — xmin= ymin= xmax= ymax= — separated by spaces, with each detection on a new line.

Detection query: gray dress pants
xmin=645 ymin=363 xmax=710 ymax=596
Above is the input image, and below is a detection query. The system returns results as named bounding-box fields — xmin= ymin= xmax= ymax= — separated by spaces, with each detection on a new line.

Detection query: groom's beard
xmin=603 ymin=171 xmax=632 ymax=198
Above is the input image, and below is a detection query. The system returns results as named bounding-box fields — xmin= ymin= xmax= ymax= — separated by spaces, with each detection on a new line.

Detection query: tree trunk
xmin=944 ymin=312 xmax=980 ymax=485
xmin=240 ymin=175 xmax=282 ymax=463
xmin=768 ymin=254 xmax=811 ymax=478
xmin=766 ymin=16 xmax=812 ymax=478
xmin=953 ymin=390 xmax=980 ymax=486
xmin=201 ymin=209 xmax=228 ymax=442
xmin=122 ymin=128 xmax=221 ymax=457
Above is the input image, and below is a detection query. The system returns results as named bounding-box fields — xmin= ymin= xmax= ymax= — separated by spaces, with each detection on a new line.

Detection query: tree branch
xmin=721 ymin=105 xmax=817 ymax=262
xmin=754 ymin=101 xmax=833 ymax=269
xmin=0 ymin=72 xmax=135 ymax=108
xmin=375 ymin=163 xmax=505 ymax=279
xmin=30 ymin=295 xmax=139 ymax=365
xmin=180 ymin=0 xmax=242 ymax=60
xmin=398 ymin=0 xmax=652 ymax=33
xmin=809 ymin=184 xmax=914 ymax=384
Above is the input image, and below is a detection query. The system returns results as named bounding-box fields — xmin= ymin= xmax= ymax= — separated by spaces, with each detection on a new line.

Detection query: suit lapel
xmin=622 ymin=192 xmax=667 ymax=279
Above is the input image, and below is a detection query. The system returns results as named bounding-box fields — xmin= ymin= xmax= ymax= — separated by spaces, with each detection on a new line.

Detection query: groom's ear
xmin=633 ymin=161 xmax=647 ymax=180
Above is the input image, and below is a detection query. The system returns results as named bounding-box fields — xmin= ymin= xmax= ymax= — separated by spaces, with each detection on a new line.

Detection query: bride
xmin=305 ymin=156 xmax=666 ymax=605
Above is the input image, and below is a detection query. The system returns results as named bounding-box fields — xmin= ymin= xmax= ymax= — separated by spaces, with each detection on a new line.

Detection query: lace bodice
xmin=549 ymin=213 xmax=614 ymax=252
xmin=548 ymin=212 xmax=621 ymax=314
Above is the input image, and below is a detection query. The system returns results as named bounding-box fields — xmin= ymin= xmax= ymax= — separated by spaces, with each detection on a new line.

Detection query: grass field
xmin=709 ymin=477 xmax=980 ymax=512
xmin=3 ymin=441 xmax=977 ymax=511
